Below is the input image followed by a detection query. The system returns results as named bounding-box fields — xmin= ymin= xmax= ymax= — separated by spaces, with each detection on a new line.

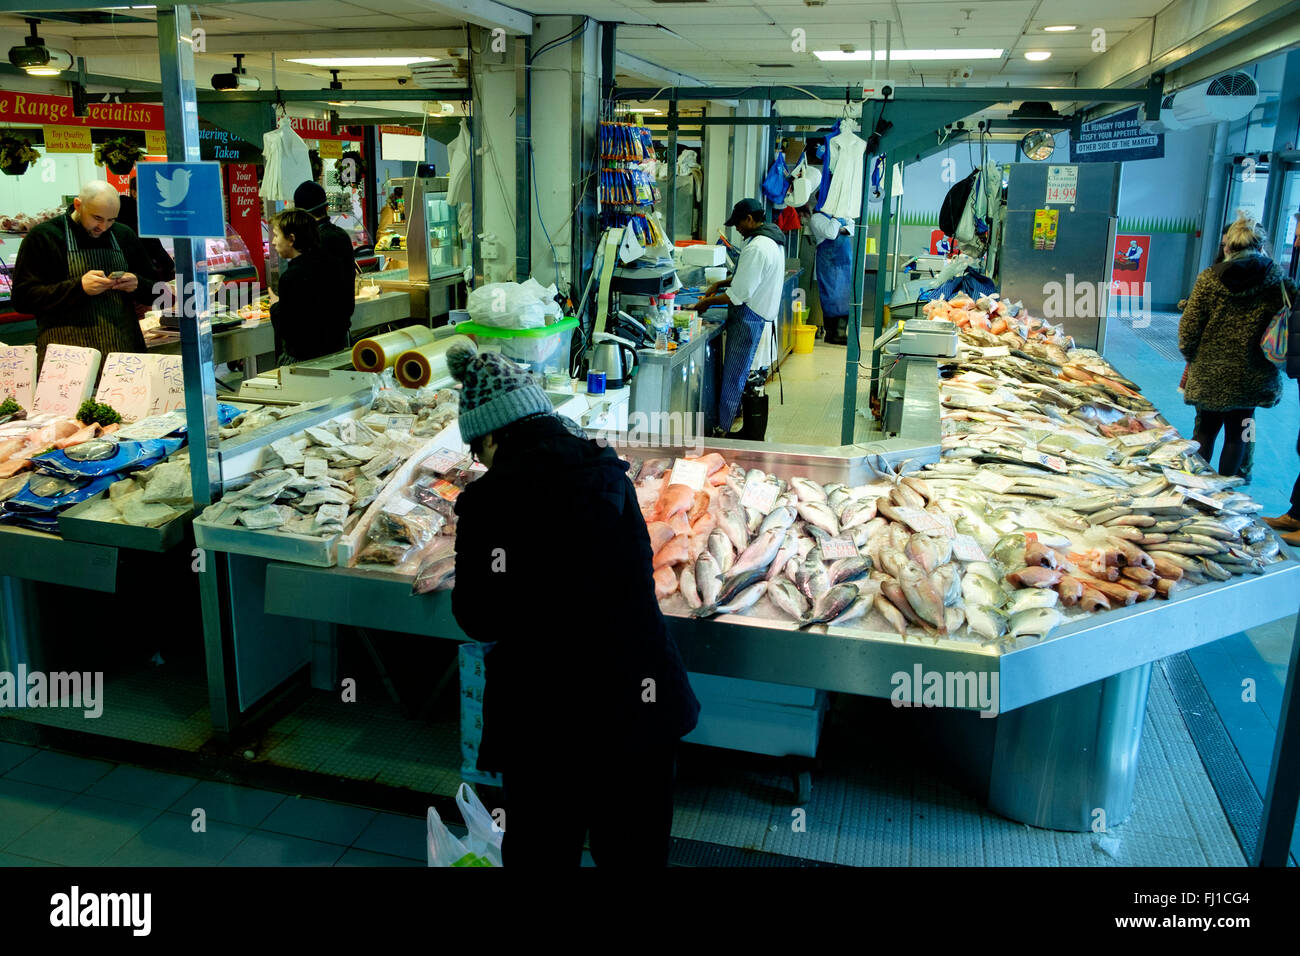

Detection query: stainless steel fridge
xmin=1000 ymin=162 xmax=1120 ymax=351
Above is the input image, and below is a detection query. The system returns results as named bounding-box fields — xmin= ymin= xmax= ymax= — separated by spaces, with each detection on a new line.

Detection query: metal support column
xmin=1255 ymin=605 xmax=1300 ymax=865
xmin=157 ymin=4 xmax=238 ymax=735
xmin=841 ymin=146 xmax=875 ymax=444
xmin=363 ymin=125 xmax=379 ymax=244
xmin=516 ymin=35 xmax=532 ymax=283
xmin=667 ymin=100 xmax=678 ymax=245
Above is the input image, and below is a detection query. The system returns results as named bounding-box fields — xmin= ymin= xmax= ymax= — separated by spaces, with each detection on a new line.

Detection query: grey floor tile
xmin=0 ymin=778 xmax=77 ymax=849
xmin=105 ymin=812 xmax=251 ymax=867
xmin=220 ymin=831 xmax=346 ymax=867
xmin=86 ymin=766 xmax=198 ymax=810
xmin=3 ymin=749 xmax=115 ymax=793
xmin=5 ymin=794 xmax=161 ymax=866
xmin=352 ymin=812 xmax=426 ymax=860
xmin=0 ymin=742 xmax=37 ymax=776
xmin=335 ymin=848 xmax=424 ymax=867
xmin=259 ymin=796 xmax=377 ymax=847
xmin=168 ymin=781 xmax=286 ymax=828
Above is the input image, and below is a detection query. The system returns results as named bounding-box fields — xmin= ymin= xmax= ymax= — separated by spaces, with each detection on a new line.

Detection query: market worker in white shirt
xmin=692 ymin=198 xmax=785 ymax=436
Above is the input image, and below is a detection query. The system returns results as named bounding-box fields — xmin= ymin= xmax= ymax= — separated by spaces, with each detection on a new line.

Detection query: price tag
xmin=952 ymin=534 xmax=988 ymax=563
xmin=893 ymin=507 xmax=945 ymax=535
xmin=303 ymin=457 xmax=328 ymax=479
xmin=1162 ymin=467 xmax=1214 ymax=490
xmin=740 ymin=480 xmax=779 ymax=512
xmin=977 ymin=346 xmax=1010 ymax=358
xmin=383 ymin=496 xmax=418 ymax=517
xmin=972 ymin=472 xmax=1017 ymax=494
xmin=1022 ymin=448 xmax=1067 ymax=472
xmin=670 ymin=458 xmax=708 ymax=492
xmin=1045 ymin=165 xmax=1078 ymax=205
xmin=386 ymin=414 xmax=416 ymax=431
xmin=1117 ymin=430 xmax=1164 ymax=447
xmin=270 ymin=437 xmax=305 ymax=466
xmin=1183 ymin=489 xmax=1224 ymax=511
xmin=819 ymin=536 xmax=859 ymax=559
xmin=933 ymin=512 xmax=956 ymax=538
xmin=424 ymin=447 xmax=469 ymax=475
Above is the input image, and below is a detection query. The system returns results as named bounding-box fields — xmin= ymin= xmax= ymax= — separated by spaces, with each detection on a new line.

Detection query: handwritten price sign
xmin=33 ymin=344 xmax=101 ymax=417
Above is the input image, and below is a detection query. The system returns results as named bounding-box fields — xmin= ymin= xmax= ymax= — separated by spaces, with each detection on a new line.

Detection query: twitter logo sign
xmin=137 ymin=161 xmax=225 ymax=239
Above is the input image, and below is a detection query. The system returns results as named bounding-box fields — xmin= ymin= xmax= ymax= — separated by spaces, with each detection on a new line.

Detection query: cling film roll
xmin=395 ymin=335 xmax=475 ymax=389
xmin=352 ymin=325 xmax=437 ymax=372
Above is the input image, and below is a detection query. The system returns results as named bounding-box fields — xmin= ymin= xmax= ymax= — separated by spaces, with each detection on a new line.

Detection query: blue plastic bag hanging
xmin=761 ymin=150 xmax=789 ymax=205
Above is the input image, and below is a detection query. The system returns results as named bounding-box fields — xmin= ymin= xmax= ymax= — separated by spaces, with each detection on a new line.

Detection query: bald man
xmin=13 ymin=180 xmax=158 ymax=363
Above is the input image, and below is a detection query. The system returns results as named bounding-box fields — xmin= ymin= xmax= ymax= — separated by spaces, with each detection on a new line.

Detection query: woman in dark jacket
xmin=1179 ymin=217 xmax=1295 ymax=478
xmin=268 ymin=209 xmax=346 ymax=364
xmin=448 ymin=345 xmax=700 ymax=867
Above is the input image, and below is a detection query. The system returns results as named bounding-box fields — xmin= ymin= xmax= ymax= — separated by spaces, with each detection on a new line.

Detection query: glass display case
xmin=423 ymin=180 xmax=461 ymax=275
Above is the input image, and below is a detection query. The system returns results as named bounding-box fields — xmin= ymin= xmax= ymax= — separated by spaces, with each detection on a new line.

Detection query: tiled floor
xmin=765 ymin=333 xmax=882 ymax=447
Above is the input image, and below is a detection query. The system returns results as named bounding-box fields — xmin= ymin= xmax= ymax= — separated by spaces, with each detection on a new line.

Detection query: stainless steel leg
xmin=988 ymin=662 xmax=1152 ymax=832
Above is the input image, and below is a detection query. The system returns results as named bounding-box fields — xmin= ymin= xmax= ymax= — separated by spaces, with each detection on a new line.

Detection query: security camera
xmin=212 ymin=53 xmax=260 ymax=91
xmin=398 ymin=77 xmax=408 ymax=85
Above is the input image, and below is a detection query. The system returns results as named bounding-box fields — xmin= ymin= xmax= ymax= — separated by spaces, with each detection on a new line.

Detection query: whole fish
xmin=839 ymin=498 xmax=878 ymax=530
xmin=828 ymin=555 xmax=872 ymax=585
xmin=800 ymin=584 xmax=860 ymax=629
xmin=730 ymin=528 xmax=784 ymax=577
xmin=791 ymin=476 xmax=828 ymax=503
xmin=902 ymin=475 xmax=934 ymax=504
xmin=695 ymin=552 xmax=723 ymax=606
xmin=1005 ymin=587 xmax=1059 ymax=614
xmin=829 ymin=596 xmax=873 ymax=628
xmin=679 ymin=563 xmax=702 ymax=609
xmin=714 ymin=566 xmax=770 ymax=607
xmin=962 ymin=572 xmax=1007 ymax=607
xmin=696 ymin=581 xmax=767 ymax=618
xmin=708 ymin=528 xmax=735 ymax=573
xmin=766 ymin=531 xmax=802 ymax=582
xmin=717 ymin=506 xmax=749 ymax=552
xmin=906 ymin=532 xmax=951 ymax=574
xmin=931 ymin=564 xmax=962 ymax=606
xmin=797 ymin=500 xmax=840 ymax=536
xmin=1005 ymin=566 xmax=1063 ymax=589
xmin=873 ymin=594 xmax=910 ymax=638
xmin=899 ymin=561 xmax=947 ymax=632
xmin=1008 ymin=607 xmax=1064 ymax=640
xmin=889 ymin=482 xmax=927 ymax=510
xmin=794 ymin=553 xmax=832 ymax=603
xmin=965 ymin=605 xmax=1008 ymax=642
xmin=877 ymin=546 xmax=909 ymax=580
xmin=828 ymin=488 xmax=854 ymax=516
xmin=1055 ymin=574 xmax=1085 ymax=606
xmin=768 ymin=579 xmax=810 ymax=621
xmin=759 ymin=505 xmax=798 ymax=536
xmin=745 ymin=507 xmax=764 ymax=534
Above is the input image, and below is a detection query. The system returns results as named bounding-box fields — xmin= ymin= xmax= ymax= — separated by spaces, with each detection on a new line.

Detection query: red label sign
xmin=0 ymin=90 xmax=165 ymax=130
xmin=226 ymin=163 xmax=266 ymax=284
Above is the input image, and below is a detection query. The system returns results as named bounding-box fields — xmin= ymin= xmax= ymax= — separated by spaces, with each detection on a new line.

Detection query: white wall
xmin=472 ymin=28 xmax=518 ymax=283
xmin=0 ymin=153 xmax=105 ymax=218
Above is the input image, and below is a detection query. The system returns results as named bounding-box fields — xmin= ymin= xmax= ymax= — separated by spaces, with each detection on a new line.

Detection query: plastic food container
xmin=456 ymin=317 xmax=579 ymax=374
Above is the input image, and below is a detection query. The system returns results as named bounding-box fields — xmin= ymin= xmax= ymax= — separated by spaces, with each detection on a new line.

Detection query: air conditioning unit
xmin=1143 ymin=71 xmax=1259 ymax=132
xmin=409 ymin=59 xmax=466 ymax=89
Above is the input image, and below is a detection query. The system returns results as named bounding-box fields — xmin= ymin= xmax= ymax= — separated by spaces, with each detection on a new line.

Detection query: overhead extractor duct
xmin=1144 ymin=71 xmax=1259 ymax=132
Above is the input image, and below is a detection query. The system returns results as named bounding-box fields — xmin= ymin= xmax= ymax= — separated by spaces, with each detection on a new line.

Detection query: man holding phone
xmin=13 ymin=180 xmax=157 ymax=363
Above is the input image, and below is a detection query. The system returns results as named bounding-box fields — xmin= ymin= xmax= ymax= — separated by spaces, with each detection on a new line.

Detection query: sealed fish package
xmin=3 ymin=472 xmax=117 ymax=514
xmin=32 ymin=437 xmax=184 ymax=480
xmin=356 ymin=499 xmax=445 ymax=566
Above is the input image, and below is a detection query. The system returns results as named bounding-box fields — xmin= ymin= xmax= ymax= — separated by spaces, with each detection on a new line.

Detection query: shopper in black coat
xmin=1179 ymin=216 xmax=1293 ymax=477
xmin=293 ymin=181 xmax=355 ymax=327
xmin=448 ymin=345 xmax=700 ymax=867
xmin=268 ymin=209 xmax=347 ymax=364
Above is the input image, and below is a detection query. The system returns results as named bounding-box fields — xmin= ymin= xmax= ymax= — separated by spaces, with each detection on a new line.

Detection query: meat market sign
xmin=0 ymin=90 xmax=165 ymax=130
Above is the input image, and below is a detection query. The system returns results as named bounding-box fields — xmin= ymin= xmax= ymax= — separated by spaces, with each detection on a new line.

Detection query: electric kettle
xmin=587 ymin=332 xmax=638 ymax=389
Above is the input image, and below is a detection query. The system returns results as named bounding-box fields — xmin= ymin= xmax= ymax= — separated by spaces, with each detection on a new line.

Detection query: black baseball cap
xmin=724 ymin=198 xmax=764 ymax=227
xmin=293 ymin=181 xmax=328 ymax=216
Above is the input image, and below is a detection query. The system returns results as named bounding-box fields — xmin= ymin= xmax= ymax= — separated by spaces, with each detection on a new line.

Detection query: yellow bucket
xmin=794 ymin=324 xmax=816 ymax=354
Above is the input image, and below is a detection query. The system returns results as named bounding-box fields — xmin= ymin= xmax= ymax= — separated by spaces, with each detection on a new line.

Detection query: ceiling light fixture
xmin=1043 ymin=25 xmax=1077 ymax=32
xmin=8 ymin=19 xmax=73 ymax=76
xmin=286 ymin=56 xmax=437 ymax=68
xmin=211 ymin=53 xmax=260 ymax=91
xmin=814 ymin=48 xmax=1003 ymax=61
xmin=1024 ymin=51 xmax=1052 ymax=61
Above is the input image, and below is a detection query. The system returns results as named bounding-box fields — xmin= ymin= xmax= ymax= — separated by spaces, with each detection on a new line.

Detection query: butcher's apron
xmin=718 ymin=302 xmax=767 ymax=430
xmin=815 ymin=231 xmax=852 ymax=319
xmin=36 ymin=219 xmax=145 ymax=365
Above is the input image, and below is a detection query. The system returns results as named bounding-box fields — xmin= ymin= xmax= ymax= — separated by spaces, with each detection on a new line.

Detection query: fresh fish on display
xmin=1005 ymin=587 xmax=1060 ymax=613
xmin=795 ymin=553 xmax=832 ymax=603
xmin=796 ymin=500 xmax=840 ymax=536
xmin=679 ymin=563 xmax=702 ymax=609
xmin=758 ymin=505 xmax=797 ymax=536
xmin=769 ymin=579 xmax=810 ymax=621
xmin=873 ymin=595 xmax=910 ymax=638
xmin=828 ymin=555 xmax=872 ymax=585
xmin=800 ymin=584 xmax=861 ymax=629
xmin=1007 ymin=607 xmax=1064 ymax=640
xmin=766 ymin=531 xmax=802 ymax=582
xmin=965 ymin=605 xmax=1008 ymax=642
xmin=696 ymin=581 xmax=767 ymax=618
xmin=962 ymin=572 xmax=1007 ymax=608
xmin=707 ymin=528 xmax=735 ymax=573
xmin=898 ymin=562 xmax=947 ymax=632
xmin=791 ymin=476 xmax=827 ymax=503
xmin=696 ymin=552 xmax=723 ymax=606
xmin=729 ymin=528 xmax=784 ymax=577
xmin=717 ymin=505 xmax=749 ymax=552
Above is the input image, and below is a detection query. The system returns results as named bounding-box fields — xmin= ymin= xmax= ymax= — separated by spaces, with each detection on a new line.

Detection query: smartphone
xmin=108 ymin=271 xmax=125 ymax=280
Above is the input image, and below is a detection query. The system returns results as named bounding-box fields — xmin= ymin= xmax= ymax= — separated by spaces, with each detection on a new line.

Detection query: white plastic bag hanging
xmin=425 ymin=784 xmax=503 ymax=867
xmin=466 ymin=282 xmax=547 ymax=329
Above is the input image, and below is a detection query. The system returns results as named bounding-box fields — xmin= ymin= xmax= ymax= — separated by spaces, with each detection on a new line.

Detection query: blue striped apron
xmin=718 ymin=302 xmax=767 ymax=431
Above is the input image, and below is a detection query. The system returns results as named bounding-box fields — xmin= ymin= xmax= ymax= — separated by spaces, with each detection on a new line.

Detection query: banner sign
xmin=1069 ymin=106 xmax=1164 ymax=163
xmin=289 ymin=117 xmax=362 ymax=142
xmin=226 ymin=163 xmax=266 ymax=283
xmin=0 ymin=90 xmax=164 ymax=130
xmin=197 ymin=123 xmax=262 ymax=163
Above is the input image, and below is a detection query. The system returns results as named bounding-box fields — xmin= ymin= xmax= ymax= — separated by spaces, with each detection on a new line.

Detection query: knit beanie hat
xmin=446 ymin=344 xmax=553 ymax=444
xmin=293 ymin=181 xmax=328 ymax=217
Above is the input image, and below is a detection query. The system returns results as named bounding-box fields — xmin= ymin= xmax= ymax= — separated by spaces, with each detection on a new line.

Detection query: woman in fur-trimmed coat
xmin=1179 ymin=216 xmax=1295 ymax=477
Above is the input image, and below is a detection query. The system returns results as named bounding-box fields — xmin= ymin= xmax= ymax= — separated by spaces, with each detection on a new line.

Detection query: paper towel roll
xmin=352 ymin=325 xmax=437 ymax=372
xmin=395 ymin=334 xmax=475 ymax=389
